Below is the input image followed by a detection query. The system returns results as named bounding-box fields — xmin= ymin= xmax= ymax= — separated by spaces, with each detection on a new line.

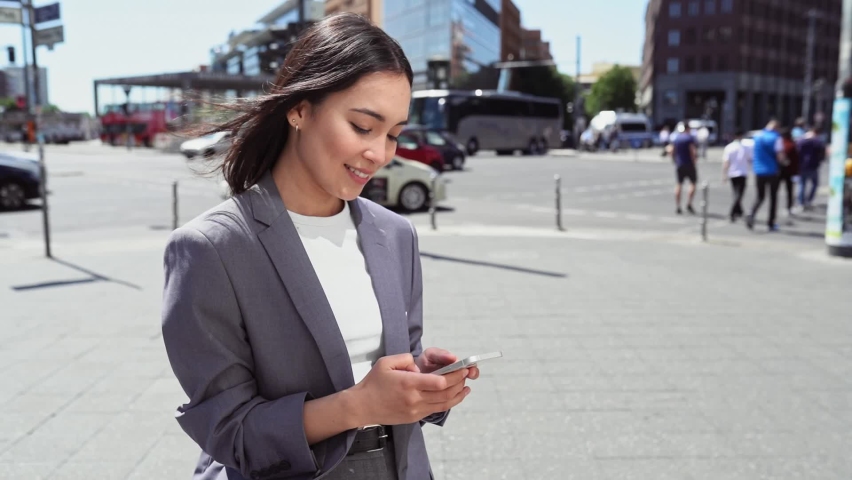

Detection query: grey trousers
xmin=321 ymin=442 xmax=398 ymax=480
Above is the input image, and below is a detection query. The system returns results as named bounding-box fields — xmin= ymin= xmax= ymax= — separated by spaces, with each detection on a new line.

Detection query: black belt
xmin=348 ymin=425 xmax=392 ymax=456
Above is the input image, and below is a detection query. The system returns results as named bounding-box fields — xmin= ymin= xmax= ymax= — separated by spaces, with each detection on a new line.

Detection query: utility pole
xmin=19 ymin=8 xmax=31 ymax=152
xmin=26 ymin=0 xmax=50 ymax=258
xmin=298 ymin=0 xmax=305 ymax=22
xmin=575 ymin=36 xmax=583 ymax=144
xmin=803 ymin=8 xmax=818 ymax=125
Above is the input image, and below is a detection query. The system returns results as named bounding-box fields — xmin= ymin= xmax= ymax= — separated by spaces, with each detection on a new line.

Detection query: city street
xmin=1 ymin=143 xmax=850 ymax=479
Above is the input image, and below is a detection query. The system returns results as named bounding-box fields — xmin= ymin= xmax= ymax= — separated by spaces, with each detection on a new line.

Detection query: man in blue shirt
xmin=747 ymin=120 xmax=787 ymax=231
xmin=669 ymin=122 xmax=698 ymax=214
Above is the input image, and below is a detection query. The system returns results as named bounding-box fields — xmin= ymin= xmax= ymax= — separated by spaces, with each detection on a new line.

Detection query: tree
xmin=510 ymin=66 xmax=576 ymax=129
xmin=584 ymin=65 xmax=637 ymax=117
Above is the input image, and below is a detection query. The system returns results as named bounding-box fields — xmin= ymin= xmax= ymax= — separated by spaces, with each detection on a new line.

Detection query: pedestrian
xmin=791 ymin=117 xmax=806 ymax=141
xmin=721 ymin=130 xmax=752 ymax=222
xmin=670 ymin=121 xmax=698 ymax=214
xmin=696 ymin=124 xmax=710 ymax=160
xmin=796 ymin=126 xmax=827 ymax=210
xmin=746 ymin=120 xmax=786 ymax=231
xmin=160 ymin=14 xmax=478 ymax=480
xmin=659 ymin=125 xmax=671 ymax=157
xmin=779 ymin=128 xmax=800 ymax=222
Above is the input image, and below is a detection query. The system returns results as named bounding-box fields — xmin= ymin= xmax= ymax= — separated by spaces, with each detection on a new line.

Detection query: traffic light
xmin=7 ymin=46 xmax=14 ymax=64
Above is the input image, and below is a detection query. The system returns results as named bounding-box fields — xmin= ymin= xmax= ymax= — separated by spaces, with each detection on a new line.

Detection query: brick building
xmin=641 ymin=0 xmax=842 ymax=137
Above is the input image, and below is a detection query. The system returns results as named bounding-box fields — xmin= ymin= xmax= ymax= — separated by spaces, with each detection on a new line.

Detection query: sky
xmin=0 ymin=0 xmax=646 ymax=114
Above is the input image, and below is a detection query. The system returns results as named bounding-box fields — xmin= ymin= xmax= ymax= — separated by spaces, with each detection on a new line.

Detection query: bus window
xmin=420 ymin=98 xmax=447 ymax=130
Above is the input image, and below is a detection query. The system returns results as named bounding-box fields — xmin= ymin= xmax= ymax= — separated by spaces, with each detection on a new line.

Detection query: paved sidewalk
xmin=1 ymin=224 xmax=851 ymax=479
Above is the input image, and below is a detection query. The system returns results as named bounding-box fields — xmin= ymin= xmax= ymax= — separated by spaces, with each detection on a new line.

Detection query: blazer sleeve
xmin=162 ymin=226 xmax=319 ymax=480
xmin=406 ymin=221 xmax=451 ymax=427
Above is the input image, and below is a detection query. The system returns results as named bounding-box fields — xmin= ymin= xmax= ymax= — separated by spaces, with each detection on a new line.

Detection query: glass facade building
xmin=383 ymin=0 xmax=501 ymax=88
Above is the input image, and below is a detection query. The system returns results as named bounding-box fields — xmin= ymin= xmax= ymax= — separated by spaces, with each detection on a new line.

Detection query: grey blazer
xmin=161 ymin=172 xmax=447 ymax=480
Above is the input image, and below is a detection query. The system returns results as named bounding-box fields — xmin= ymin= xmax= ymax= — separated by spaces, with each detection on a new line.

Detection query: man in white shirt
xmin=722 ymin=130 xmax=752 ymax=222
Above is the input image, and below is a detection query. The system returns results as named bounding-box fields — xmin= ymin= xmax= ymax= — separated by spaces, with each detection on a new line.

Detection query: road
xmin=0 ymin=143 xmax=830 ymax=251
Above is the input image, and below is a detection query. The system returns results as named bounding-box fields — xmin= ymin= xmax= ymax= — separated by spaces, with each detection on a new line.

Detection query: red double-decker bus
xmin=99 ymin=102 xmax=180 ymax=147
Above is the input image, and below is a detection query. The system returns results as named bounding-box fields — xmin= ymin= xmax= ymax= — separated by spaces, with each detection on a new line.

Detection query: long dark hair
xmin=196 ymin=13 xmax=412 ymax=195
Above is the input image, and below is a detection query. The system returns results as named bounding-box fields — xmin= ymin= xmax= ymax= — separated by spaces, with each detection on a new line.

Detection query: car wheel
xmin=538 ymin=139 xmax=548 ymax=154
xmin=451 ymin=154 xmax=465 ymax=170
xmin=466 ymin=138 xmax=479 ymax=156
xmin=0 ymin=181 xmax=26 ymax=210
xmin=398 ymin=182 xmax=429 ymax=212
xmin=526 ymin=138 xmax=541 ymax=155
xmin=643 ymin=140 xmax=652 ymax=148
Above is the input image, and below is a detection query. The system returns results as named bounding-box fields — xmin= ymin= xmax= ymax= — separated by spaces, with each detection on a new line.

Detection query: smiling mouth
xmin=345 ymin=164 xmax=371 ymax=179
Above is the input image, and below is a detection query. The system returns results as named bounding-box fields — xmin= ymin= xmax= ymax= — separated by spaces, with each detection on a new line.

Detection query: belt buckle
xmin=359 ymin=425 xmax=388 ymax=453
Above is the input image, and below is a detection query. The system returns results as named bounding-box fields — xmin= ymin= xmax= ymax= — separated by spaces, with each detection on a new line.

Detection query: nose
xmin=363 ymin=136 xmax=390 ymax=166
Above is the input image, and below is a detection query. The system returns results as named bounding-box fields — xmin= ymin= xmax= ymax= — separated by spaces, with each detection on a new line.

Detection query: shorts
xmin=676 ymin=164 xmax=697 ymax=184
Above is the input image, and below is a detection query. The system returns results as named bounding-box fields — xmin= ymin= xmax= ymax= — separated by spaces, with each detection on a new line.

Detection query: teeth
xmin=347 ymin=165 xmax=369 ymax=179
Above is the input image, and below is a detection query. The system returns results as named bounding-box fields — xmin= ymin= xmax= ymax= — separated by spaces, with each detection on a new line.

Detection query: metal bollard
xmin=700 ymin=181 xmax=709 ymax=241
xmin=429 ymin=176 xmax=437 ymax=230
xmin=172 ymin=181 xmax=179 ymax=230
xmin=555 ymin=174 xmax=563 ymax=231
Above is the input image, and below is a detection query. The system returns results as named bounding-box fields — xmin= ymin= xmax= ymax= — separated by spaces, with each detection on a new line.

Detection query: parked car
xmin=400 ymin=127 xmax=466 ymax=171
xmin=395 ymin=131 xmax=446 ymax=172
xmin=0 ymin=151 xmax=41 ymax=210
xmin=361 ymin=157 xmax=447 ymax=212
xmin=180 ymin=131 xmax=231 ymax=159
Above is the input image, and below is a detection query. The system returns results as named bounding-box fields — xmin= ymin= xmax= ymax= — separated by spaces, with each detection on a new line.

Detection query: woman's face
xmin=289 ymin=72 xmax=411 ymax=202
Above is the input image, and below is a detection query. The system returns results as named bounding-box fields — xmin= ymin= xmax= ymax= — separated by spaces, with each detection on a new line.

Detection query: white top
xmin=287 ymin=203 xmax=384 ymax=384
xmin=724 ymin=139 xmax=752 ymax=178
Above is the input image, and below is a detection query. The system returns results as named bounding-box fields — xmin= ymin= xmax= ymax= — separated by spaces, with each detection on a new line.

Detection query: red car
xmin=395 ymin=131 xmax=445 ymax=172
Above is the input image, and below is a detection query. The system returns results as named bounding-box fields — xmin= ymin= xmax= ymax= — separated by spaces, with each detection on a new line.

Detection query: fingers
xmin=408 ymin=368 xmax=468 ymax=391
xmin=419 ymin=377 xmax=467 ymax=404
xmin=438 ymin=385 xmax=471 ymax=412
xmin=425 ymin=347 xmax=457 ymax=365
xmin=467 ymin=366 xmax=480 ymax=380
xmin=378 ymin=353 xmax=416 ymax=371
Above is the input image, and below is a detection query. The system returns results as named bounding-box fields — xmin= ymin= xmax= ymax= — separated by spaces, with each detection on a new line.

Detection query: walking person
xmin=779 ymin=128 xmax=800 ymax=223
xmin=746 ymin=120 xmax=786 ymax=231
xmin=669 ymin=121 xmax=698 ymax=214
xmin=796 ymin=127 xmax=827 ymax=210
xmin=659 ymin=125 xmax=671 ymax=157
xmin=696 ymin=124 xmax=710 ymax=160
xmin=721 ymin=130 xmax=752 ymax=222
xmin=161 ymin=15 xmax=479 ymax=480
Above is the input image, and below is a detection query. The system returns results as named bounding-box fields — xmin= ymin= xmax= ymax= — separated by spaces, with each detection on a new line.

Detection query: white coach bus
xmin=409 ymin=89 xmax=563 ymax=156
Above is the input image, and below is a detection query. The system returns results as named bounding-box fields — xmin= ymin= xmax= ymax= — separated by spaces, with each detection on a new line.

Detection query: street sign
xmin=33 ymin=3 xmax=60 ymax=24
xmin=0 ymin=6 xmax=23 ymax=24
xmin=34 ymin=25 xmax=64 ymax=48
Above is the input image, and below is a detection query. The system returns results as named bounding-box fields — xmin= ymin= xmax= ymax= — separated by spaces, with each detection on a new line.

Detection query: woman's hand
xmin=349 ymin=353 xmax=471 ymax=427
xmin=416 ymin=347 xmax=480 ymax=379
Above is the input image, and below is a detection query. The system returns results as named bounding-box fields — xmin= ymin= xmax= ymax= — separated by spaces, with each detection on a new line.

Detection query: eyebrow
xmin=350 ymin=108 xmax=408 ymax=126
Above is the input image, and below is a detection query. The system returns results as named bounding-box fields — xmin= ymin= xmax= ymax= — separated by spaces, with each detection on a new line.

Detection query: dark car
xmin=0 ymin=152 xmax=42 ymax=210
xmin=401 ymin=127 xmax=466 ymax=171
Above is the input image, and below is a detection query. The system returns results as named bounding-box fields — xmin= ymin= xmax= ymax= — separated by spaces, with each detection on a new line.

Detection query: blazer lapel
xmin=349 ymin=199 xmax=409 ymax=357
xmin=251 ymin=173 xmax=355 ymax=393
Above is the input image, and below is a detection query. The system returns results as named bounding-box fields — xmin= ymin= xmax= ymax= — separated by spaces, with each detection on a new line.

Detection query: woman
xmin=161 ymin=14 xmax=478 ymax=480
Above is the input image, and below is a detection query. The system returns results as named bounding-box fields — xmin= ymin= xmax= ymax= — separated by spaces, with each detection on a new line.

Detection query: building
xmin=325 ymin=0 xmax=382 ymax=25
xmin=500 ymin=0 xmax=522 ymax=61
xmin=210 ymin=0 xmax=325 ymax=84
xmin=381 ymin=0 xmax=502 ymax=89
xmin=578 ymin=62 xmax=642 ymax=95
xmin=2 ymin=66 xmax=49 ymax=107
xmin=641 ymin=0 xmax=842 ymax=136
xmin=520 ymin=28 xmax=552 ymax=61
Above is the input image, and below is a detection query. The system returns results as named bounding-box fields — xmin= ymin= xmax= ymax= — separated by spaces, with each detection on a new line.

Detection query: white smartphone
xmin=431 ymin=351 xmax=503 ymax=375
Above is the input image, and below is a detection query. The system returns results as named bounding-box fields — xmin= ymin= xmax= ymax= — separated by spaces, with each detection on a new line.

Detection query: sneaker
xmin=746 ymin=215 xmax=754 ymax=230
xmin=687 ymin=205 xmax=696 ymax=215
xmin=768 ymin=224 xmax=780 ymax=232
xmin=676 ymin=207 xmax=683 ymax=215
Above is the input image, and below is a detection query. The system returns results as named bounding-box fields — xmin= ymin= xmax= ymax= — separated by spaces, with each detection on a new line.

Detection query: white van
xmin=589 ymin=111 xmax=655 ymax=148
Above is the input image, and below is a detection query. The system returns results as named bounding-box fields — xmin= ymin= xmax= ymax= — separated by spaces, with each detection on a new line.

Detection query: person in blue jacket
xmin=747 ymin=120 xmax=787 ymax=231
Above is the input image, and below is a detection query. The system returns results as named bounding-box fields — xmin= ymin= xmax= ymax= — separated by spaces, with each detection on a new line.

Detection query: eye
xmin=387 ymin=134 xmax=399 ymax=142
xmin=350 ymin=123 xmax=370 ymax=135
